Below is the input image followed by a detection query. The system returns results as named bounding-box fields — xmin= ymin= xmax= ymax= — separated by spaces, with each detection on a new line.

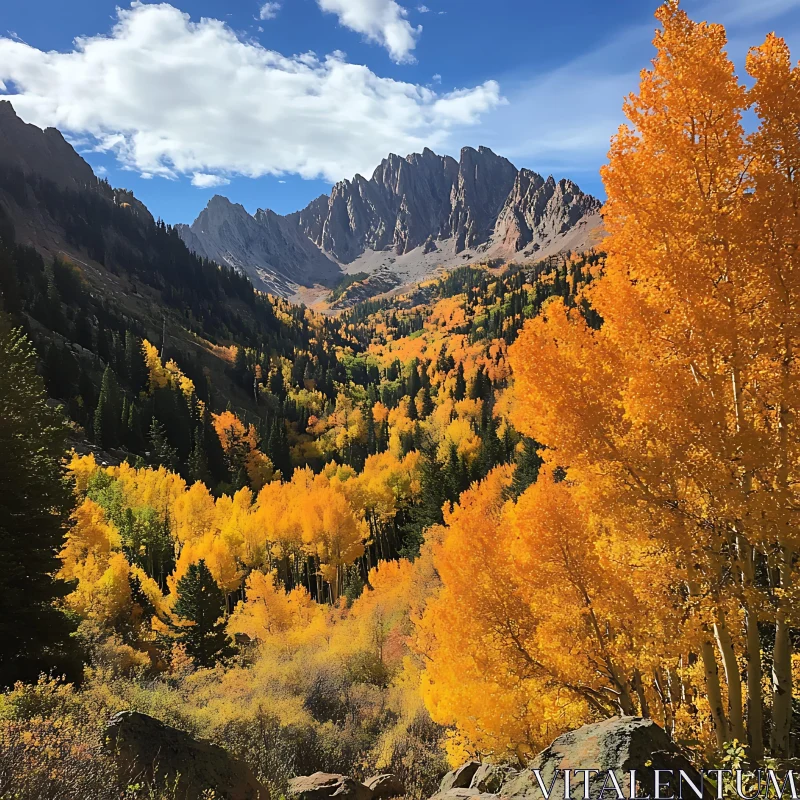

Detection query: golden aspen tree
xmin=508 ymin=2 xmax=800 ymax=758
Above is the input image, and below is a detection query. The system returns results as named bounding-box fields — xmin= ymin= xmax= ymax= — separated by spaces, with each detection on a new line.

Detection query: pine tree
xmin=453 ymin=363 xmax=466 ymax=401
xmin=507 ymin=437 xmax=543 ymax=499
xmin=94 ymin=365 xmax=123 ymax=449
xmin=149 ymin=417 xmax=179 ymax=472
xmin=124 ymin=331 xmax=148 ymax=393
xmin=187 ymin=425 xmax=211 ymax=485
xmin=0 ymin=320 xmax=78 ymax=685
xmin=171 ymin=560 xmax=234 ymax=668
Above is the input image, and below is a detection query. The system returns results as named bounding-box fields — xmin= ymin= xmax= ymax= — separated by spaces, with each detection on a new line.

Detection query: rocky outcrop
xmin=439 ymin=762 xmax=482 ymax=793
xmin=365 ymin=774 xmax=406 ymax=798
xmin=432 ymin=717 xmax=708 ymax=800
xmin=288 ymin=772 xmax=374 ymax=800
xmin=503 ymin=716 xmax=707 ymax=800
xmin=469 ymin=764 xmax=517 ymax=794
xmin=0 ymin=100 xmax=97 ymax=192
xmin=447 ymin=147 xmax=517 ymax=252
xmin=176 ymin=195 xmax=340 ymax=294
xmin=179 ymin=146 xmax=603 ymax=299
xmin=104 ymin=710 xmax=269 ymax=800
xmin=494 ymin=170 xmax=602 ymax=254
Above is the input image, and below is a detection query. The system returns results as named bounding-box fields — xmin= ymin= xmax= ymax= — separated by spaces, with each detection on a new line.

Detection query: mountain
xmin=179 ymin=146 xmax=605 ymax=301
xmin=0 ymin=100 xmax=96 ymax=192
xmin=175 ymin=196 xmax=340 ymax=297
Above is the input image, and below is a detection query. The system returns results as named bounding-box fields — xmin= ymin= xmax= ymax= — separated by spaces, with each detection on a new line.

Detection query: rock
xmin=178 ymin=144 xmax=603 ymax=300
xmin=470 ymin=764 xmax=517 ymax=794
xmin=439 ymin=762 xmax=482 ymax=793
xmin=104 ymin=710 xmax=268 ymax=800
xmin=493 ymin=171 xmax=602 ymax=254
xmin=365 ymin=773 xmax=406 ymax=798
xmin=429 ymin=791 xmax=497 ymax=800
xmin=500 ymin=716 xmax=710 ymax=800
xmin=288 ymin=772 xmax=373 ymax=800
xmin=176 ymin=195 xmax=341 ymax=295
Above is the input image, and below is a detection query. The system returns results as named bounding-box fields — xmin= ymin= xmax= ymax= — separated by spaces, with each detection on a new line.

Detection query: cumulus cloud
xmin=191 ymin=172 xmax=231 ymax=188
xmin=259 ymin=2 xmax=281 ymax=20
xmin=417 ymin=5 xmax=430 ymax=12
xmin=316 ymin=0 xmax=421 ymax=62
xmin=0 ymin=3 xmax=501 ymax=184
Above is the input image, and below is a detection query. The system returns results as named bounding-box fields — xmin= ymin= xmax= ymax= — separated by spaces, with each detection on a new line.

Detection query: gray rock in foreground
xmin=365 ymin=774 xmax=406 ymax=798
xmin=439 ymin=762 xmax=482 ymax=793
xmin=288 ymin=772 xmax=374 ymax=800
xmin=104 ymin=710 xmax=268 ymax=800
xmin=501 ymin=717 xmax=708 ymax=800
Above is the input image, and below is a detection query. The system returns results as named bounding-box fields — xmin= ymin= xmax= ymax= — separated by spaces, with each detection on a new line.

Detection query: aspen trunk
xmin=633 ymin=669 xmax=650 ymax=718
xmin=772 ymin=609 xmax=793 ymax=757
xmin=701 ymin=633 xmax=730 ymax=751
xmin=770 ymin=545 xmax=793 ymax=757
xmin=714 ymin=609 xmax=746 ymax=743
xmin=743 ymin=598 xmax=765 ymax=760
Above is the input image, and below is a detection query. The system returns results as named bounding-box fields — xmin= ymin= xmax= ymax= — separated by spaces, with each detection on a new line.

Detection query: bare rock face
xmin=288 ymin=772 xmax=374 ymax=800
xmin=494 ymin=170 xmax=603 ymax=254
xmin=365 ymin=773 xmax=406 ymax=798
xmin=435 ymin=717 xmax=709 ymax=800
xmin=104 ymin=710 xmax=269 ymax=800
xmin=448 ymin=147 xmax=517 ymax=252
xmin=439 ymin=762 xmax=482 ymax=793
xmin=176 ymin=195 xmax=341 ymax=294
xmin=179 ymin=145 xmax=603 ymax=299
xmin=470 ymin=764 xmax=517 ymax=794
xmin=0 ymin=100 xmax=97 ymax=192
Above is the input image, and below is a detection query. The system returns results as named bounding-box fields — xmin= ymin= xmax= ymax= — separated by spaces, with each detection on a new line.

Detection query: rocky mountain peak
xmin=179 ymin=144 xmax=605 ymax=300
xmin=0 ymin=100 xmax=98 ymax=192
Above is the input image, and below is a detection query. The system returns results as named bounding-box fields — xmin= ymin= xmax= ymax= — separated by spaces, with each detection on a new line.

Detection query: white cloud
xmin=191 ymin=172 xmax=231 ymax=188
xmin=0 ymin=3 xmax=500 ymax=185
xmin=259 ymin=2 xmax=281 ymax=20
xmin=316 ymin=0 xmax=421 ymax=62
xmin=431 ymin=73 xmax=441 ymax=83
xmin=417 ymin=5 xmax=430 ymax=12
xmin=278 ymin=179 xmax=286 ymax=183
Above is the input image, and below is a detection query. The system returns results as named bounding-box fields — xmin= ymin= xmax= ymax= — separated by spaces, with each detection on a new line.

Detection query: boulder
xmin=288 ymin=772 xmax=374 ymax=800
xmin=439 ymin=762 xmax=482 ymax=794
xmin=500 ymin=717 xmax=710 ymax=800
xmin=470 ymin=764 xmax=517 ymax=794
xmin=104 ymin=710 xmax=268 ymax=800
xmin=365 ymin=774 xmax=406 ymax=798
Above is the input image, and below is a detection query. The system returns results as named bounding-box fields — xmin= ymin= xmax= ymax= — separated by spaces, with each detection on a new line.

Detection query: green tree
xmin=149 ymin=418 xmax=179 ymax=472
xmin=453 ymin=362 xmax=466 ymax=401
xmin=171 ymin=560 xmax=233 ymax=668
xmin=94 ymin=365 xmax=122 ymax=449
xmin=0 ymin=320 xmax=78 ymax=686
xmin=124 ymin=331 xmax=148 ymax=394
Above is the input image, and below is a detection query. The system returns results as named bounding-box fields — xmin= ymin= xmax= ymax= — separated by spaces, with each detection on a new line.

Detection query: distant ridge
xmin=178 ymin=146 xmax=605 ymax=299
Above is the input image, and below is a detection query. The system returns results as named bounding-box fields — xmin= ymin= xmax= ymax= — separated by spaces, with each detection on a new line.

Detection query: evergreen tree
xmin=419 ymin=387 xmax=434 ymax=418
xmin=0 ymin=320 xmax=78 ymax=685
xmin=124 ymin=331 xmax=148 ymax=393
xmin=187 ymin=425 xmax=211 ymax=485
xmin=453 ymin=362 xmax=466 ymax=401
xmin=407 ymin=359 xmax=421 ymax=398
xmin=171 ymin=560 xmax=234 ymax=667
xmin=94 ymin=365 xmax=123 ymax=449
xmin=149 ymin=417 xmax=179 ymax=472
xmin=507 ymin=437 xmax=543 ymax=499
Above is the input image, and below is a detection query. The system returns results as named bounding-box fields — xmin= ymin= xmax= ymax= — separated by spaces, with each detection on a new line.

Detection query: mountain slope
xmin=175 ymin=196 xmax=340 ymax=296
xmin=179 ymin=146 xmax=605 ymax=301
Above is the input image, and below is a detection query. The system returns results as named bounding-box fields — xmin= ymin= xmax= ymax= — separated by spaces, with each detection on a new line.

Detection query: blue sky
xmin=2 ymin=0 xmax=800 ymax=224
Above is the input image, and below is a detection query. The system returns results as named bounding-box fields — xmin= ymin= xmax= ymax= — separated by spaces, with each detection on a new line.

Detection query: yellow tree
xmin=508 ymin=2 xmax=800 ymax=757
